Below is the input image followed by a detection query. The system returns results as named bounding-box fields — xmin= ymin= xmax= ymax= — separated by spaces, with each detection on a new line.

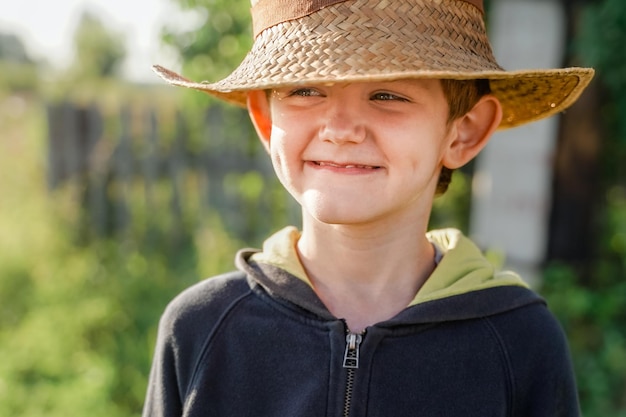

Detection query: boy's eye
xmin=288 ymin=88 xmax=323 ymax=97
xmin=371 ymin=92 xmax=408 ymax=101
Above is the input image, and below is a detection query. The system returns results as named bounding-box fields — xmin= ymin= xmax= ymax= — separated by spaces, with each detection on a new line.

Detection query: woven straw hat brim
xmin=154 ymin=66 xmax=593 ymax=130
xmin=154 ymin=0 xmax=594 ymax=129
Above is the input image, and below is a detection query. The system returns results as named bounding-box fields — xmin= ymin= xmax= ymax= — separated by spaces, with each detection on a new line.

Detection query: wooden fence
xmin=46 ymin=101 xmax=299 ymax=245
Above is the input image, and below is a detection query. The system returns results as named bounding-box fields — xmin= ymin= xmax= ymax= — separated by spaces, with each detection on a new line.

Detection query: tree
xmin=70 ymin=11 xmax=126 ymax=80
xmin=0 ymin=32 xmax=39 ymax=92
xmin=0 ymin=32 xmax=32 ymax=63
xmin=543 ymin=1 xmax=626 ymax=415
xmin=162 ymin=0 xmax=251 ymax=85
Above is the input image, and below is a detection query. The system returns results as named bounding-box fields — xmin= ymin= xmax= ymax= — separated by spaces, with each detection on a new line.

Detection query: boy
xmin=144 ymin=0 xmax=594 ymax=416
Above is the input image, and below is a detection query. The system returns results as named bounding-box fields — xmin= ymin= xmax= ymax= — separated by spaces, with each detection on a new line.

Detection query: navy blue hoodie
xmin=142 ymin=227 xmax=580 ymax=416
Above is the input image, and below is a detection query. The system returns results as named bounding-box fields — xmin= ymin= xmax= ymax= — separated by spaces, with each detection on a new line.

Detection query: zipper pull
xmin=343 ymin=333 xmax=363 ymax=369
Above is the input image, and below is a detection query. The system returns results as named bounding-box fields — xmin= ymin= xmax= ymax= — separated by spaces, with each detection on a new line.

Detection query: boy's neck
xmin=296 ymin=215 xmax=436 ymax=332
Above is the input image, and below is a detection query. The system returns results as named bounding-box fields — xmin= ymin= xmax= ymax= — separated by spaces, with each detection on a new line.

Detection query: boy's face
xmin=248 ymin=79 xmax=497 ymax=227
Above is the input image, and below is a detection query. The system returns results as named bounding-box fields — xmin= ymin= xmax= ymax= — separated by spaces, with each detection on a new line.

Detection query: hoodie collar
xmin=249 ymin=226 xmax=528 ymax=304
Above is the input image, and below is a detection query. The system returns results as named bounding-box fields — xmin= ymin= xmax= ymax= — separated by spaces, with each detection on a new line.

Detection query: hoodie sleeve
xmin=488 ymin=302 xmax=580 ymax=417
xmin=142 ymin=307 xmax=184 ymax=417
xmin=141 ymin=271 xmax=252 ymax=417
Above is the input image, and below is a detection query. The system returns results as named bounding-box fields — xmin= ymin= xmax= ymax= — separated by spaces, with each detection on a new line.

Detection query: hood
xmin=236 ymin=226 xmax=542 ymax=325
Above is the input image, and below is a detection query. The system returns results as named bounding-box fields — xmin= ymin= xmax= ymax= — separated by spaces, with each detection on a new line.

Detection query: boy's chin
xmin=300 ymin=198 xmax=384 ymax=227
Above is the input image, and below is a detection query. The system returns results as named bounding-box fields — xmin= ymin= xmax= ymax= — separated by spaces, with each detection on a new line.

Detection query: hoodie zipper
xmin=342 ymin=331 xmax=363 ymax=417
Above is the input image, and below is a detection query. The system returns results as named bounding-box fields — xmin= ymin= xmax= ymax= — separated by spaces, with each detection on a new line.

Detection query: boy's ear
xmin=442 ymin=94 xmax=503 ymax=169
xmin=247 ymin=90 xmax=272 ymax=152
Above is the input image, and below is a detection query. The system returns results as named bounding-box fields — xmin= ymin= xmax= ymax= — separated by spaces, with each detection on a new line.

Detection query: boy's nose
xmin=318 ymin=102 xmax=367 ymax=145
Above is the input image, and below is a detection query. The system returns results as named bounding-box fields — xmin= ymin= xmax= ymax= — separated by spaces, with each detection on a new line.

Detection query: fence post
xmin=46 ymin=102 xmax=79 ymax=189
xmin=168 ymin=111 xmax=187 ymax=241
xmin=112 ymin=106 xmax=134 ymax=233
xmin=84 ymin=103 xmax=107 ymax=236
xmin=142 ymin=108 xmax=159 ymax=219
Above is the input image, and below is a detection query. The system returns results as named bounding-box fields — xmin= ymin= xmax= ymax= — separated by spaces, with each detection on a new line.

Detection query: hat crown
xmin=251 ymin=0 xmax=484 ymax=37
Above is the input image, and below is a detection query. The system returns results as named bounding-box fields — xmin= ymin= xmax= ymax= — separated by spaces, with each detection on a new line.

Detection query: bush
xmin=542 ymin=186 xmax=626 ymax=416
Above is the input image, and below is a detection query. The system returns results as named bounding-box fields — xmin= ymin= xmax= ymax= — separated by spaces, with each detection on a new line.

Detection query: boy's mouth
xmin=313 ymin=161 xmax=381 ymax=170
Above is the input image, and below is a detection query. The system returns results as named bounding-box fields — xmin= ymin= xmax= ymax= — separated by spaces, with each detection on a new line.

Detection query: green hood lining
xmin=250 ymin=226 xmax=528 ymax=307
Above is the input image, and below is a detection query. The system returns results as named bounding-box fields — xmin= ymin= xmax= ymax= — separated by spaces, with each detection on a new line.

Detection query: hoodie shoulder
xmin=159 ymin=271 xmax=251 ymax=337
xmin=155 ymin=270 xmax=253 ymax=373
xmin=486 ymin=300 xmax=581 ymax=415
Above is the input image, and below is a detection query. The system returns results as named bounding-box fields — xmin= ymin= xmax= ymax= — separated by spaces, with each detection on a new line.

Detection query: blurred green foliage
xmin=0 ymin=6 xmax=295 ymax=413
xmin=159 ymin=0 xmax=253 ymax=112
xmin=70 ymin=11 xmax=126 ymax=80
xmin=430 ymin=170 xmax=472 ymax=232
xmin=0 ymin=61 xmax=39 ymax=93
xmin=539 ymin=0 xmax=626 ymax=415
xmin=162 ymin=0 xmax=252 ymax=83
xmin=577 ymin=0 xmax=626 ymax=117
xmin=0 ymin=93 xmax=242 ymax=416
xmin=1 ymin=0 xmax=625 ymax=416
xmin=542 ymin=186 xmax=626 ymax=415
xmin=0 ymin=33 xmax=40 ymax=93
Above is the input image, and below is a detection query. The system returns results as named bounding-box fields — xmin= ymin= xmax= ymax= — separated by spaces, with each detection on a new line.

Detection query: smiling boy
xmin=143 ymin=0 xmax=594 ymax=416
xmin=245 ymin=80 xmax=501 ymax=332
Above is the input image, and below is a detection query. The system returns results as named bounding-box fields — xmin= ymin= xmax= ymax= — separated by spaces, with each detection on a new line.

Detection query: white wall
xmin=470 ymin=0 xmax=566 ymax=285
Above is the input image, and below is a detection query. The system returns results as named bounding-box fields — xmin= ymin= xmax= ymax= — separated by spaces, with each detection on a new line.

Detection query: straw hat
xmin=153 ymin=0 xmax=594 ymax=129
